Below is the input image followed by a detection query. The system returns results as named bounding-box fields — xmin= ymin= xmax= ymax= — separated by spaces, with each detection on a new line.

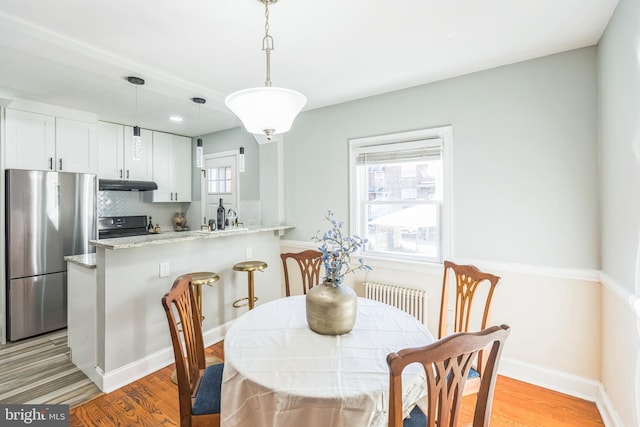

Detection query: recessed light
xmin=170 ymin=116 xmax=183 ymax=122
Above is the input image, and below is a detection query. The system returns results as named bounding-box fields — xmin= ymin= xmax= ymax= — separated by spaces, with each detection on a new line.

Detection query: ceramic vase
xmin=173 ymin=212 xmax=186 ymax=231
xmin=306 ymin=281 xmax=357 ymax=335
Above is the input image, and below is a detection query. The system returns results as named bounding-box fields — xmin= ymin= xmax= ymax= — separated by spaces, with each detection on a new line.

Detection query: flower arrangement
xmin=312 ymin=211 xmax=371 ymax=286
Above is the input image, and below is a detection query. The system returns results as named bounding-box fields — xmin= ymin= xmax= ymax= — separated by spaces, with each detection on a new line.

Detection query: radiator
xmin=363 ymin=282 xmax=428 ymax=325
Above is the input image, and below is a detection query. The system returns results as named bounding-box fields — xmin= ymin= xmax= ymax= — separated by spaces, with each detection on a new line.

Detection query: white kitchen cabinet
xmin=5 ymin=109 xmax=97 ymax=173
xmin=5 ymin=109 xmax=55 ymax=171
xmin=149 ymin=131 xmax=192 ymax=202
xmin=55 ymin=117 xmax=98 ymax=173
xmin=97 ymin=122 xmax=153 ymax=181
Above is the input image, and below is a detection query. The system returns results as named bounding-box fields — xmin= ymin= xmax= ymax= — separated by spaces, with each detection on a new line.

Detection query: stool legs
xmin=232 ymin=270 xmax=259 ymax=310
xmin=193 ymin=283 xmax=204 ymax=322
xmin=248 ymin=271 xmax=255 ymax=310
xmin=232 ymin=260 xmax=267 ymax=310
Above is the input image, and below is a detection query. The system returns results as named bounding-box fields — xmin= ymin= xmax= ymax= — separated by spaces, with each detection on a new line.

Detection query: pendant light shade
xmin=225 ymin=87 xmax=306 ymax=136
xmin=225 ymin=0 xmax=306 ymax=140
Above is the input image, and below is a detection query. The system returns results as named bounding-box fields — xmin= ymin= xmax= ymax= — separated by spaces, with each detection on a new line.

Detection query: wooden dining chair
xmin=162 ymin=275 xmax=223 ymax=427
xmin=387 ymin=324 xmax=511 ymax=427
xmin=439 ymin=260 xmax=501 ymax=396
xmin=280 ymin=249 xmax=323 ymax=296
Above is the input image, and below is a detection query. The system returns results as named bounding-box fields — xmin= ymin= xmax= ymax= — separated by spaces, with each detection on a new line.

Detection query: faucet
xmin=227 ymin=208 xmax=238 ymax=227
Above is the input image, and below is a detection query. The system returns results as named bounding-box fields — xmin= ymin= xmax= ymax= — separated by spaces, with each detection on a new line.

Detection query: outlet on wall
xmin=246 ymin=247 xmax=253 ymax=259
xmin=159 ymin=262 xmax=170 ymax=278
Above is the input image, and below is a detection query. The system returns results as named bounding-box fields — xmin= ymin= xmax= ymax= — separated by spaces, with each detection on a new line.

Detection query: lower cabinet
xmin=149 ymin=131 xmax=191 ymax=202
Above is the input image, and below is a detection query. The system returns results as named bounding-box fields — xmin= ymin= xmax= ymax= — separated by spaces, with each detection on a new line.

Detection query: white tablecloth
xmin=221 ymin=295 xmax=434 ymax=427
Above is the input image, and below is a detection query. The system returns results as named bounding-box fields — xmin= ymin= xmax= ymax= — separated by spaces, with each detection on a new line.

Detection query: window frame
xmin=348 ymin=126 xmax=453 ymax=264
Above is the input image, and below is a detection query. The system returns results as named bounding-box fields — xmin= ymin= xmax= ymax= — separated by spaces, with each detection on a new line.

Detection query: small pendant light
xmin=192 ymin=97 xmax=206 ymax=168
xmin=127 ymin=76 xmax=145 ymax=161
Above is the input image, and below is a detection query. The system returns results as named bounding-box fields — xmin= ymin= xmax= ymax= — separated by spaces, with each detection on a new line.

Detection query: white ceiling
xmin=0 ymin=0 xmax=618 ymax=137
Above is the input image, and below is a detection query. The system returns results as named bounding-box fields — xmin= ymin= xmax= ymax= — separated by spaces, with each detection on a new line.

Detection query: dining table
xmin=220 ymin=294 xmax=434 ymax=427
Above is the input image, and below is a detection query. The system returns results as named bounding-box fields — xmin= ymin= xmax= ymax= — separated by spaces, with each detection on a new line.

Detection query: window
xmin=208 ymin=166 xmax=232 ymax=193
xmin=349 ymin=127 xmax=452 ymax=263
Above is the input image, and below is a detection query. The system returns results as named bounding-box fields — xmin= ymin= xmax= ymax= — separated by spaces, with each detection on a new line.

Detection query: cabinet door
xmin=55 ymin=118 xmax=98 ymax=173
xmin=97 ymin=122 xmax=124 ymax=179
xmin=172 ymin=135 xmax=192 ymax=202
xmin=151 ymin=131 xmax=173 ymax=202
xmin=5 ymin=109 xmax=56 ymax=171
xmin=123 ymin=126 xmax=153 ymax=181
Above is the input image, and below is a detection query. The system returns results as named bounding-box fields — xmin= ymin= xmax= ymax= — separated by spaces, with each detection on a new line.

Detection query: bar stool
xmin=170 ymin=271 xmax=221 ymax=385
xmin=179 ymin=271 xmax=220 ymax=323
xmin=232 ymin=260 xmax=268 ymax=310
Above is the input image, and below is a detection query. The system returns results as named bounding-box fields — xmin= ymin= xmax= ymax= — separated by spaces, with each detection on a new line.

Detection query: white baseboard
xmin=95 ymin=321 xmax=232 ymax=393
xmin=596 ymin=384 xmax=625 ymax=427
xmin=500 ymin=357 xmax=601 ymax=401
xmin=500 ymin=357 xmax=622 ymax=427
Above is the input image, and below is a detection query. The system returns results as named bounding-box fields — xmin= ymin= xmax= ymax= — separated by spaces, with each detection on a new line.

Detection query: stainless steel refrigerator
xmin=5 ymin=169 xmax=96 ymax=341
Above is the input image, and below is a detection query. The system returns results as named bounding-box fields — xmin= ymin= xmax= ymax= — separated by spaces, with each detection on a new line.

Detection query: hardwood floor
xmin=70 ymin=341 xmax=603 ymax=426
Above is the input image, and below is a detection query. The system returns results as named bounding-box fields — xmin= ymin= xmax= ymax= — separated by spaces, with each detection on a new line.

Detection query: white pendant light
xmin=127 ymin=76 xmax=145 ymax=161
xmin=225 ymin=0 xmax=306 ymax=141
xmin=192 ymin=97 xmax=206 ymax=169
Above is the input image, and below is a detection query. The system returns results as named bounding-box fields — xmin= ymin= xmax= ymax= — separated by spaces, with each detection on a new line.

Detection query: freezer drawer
xmin=7 ymin=272 xmax=67 ymax=341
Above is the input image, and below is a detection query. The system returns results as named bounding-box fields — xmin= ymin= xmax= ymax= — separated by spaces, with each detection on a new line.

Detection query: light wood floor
xmin=70 ymin=341 xmax=604 ymax=426
xmin=0 ymin=330 xmax=102 ymax=406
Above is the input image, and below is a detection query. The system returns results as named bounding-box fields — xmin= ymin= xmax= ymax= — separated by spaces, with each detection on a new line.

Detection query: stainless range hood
xmin=98 ymin=179 xmax=158 ymax=191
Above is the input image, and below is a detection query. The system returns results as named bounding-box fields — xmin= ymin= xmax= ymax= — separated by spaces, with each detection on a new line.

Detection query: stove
xmin=98 ymin=215 xmax=149 ymax=239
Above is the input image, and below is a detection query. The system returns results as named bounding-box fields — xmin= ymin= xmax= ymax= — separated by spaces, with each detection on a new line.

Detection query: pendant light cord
xmin=262 ymin=0 xmax=274 ymax=87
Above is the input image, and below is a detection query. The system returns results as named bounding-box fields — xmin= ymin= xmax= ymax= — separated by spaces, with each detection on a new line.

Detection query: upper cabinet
xmin=97 ymin=122 xmax=153 ymax=181
xmin=149 ymin=131 xmax=191 ymax=202
xmin=55 ymin=118 xmax=98 ymax=174
xmin=5 ymin=109 xmax=97 ymax=174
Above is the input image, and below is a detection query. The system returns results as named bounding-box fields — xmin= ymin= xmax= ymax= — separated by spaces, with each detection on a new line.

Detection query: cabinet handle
xmin=170 ymin=192 xmax=173 ymax=201
xmin=119 ymin=169 xmax=123 ymax=179
xmin=49 ymin=158 xmax=53 ymax=170
xmin=175 ymin=192 xmax=178 ymax=200
xmin=58 ymin=158 xmax=63 ymax=170
xmin=126 ymin=170 xmax=130 ymax=179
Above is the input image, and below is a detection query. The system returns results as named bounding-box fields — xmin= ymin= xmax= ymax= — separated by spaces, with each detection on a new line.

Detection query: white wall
xmin=283 ymin=47 xmax=599 ymax=270
xmin=598 ymin=0 xmax=640 ymax=424
xmin=95 ymin=231 xmax=283 ymax=392
xmin=277 ymin=46 xmax=623 ymax=419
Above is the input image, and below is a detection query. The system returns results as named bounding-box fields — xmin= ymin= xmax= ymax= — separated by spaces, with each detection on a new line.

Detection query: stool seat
xmin=188 ymin=271 xmax=221 ymax=286
xmin=233 ymin=260 xmax=267 ymax=310
xmin=233 ymin=261 xmax=267 ymax=272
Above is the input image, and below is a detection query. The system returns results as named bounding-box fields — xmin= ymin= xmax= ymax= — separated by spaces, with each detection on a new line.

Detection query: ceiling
xmin=0 ymin=0 xmax=618 ymax=137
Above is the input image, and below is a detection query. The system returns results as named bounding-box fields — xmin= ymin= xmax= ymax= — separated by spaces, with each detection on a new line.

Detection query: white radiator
xmin=363 ymin=282 xmax=428 ymax=326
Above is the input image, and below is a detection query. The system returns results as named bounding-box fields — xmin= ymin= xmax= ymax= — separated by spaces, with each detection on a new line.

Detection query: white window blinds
xmin=354 ymin=138 xmax=442 ymax=165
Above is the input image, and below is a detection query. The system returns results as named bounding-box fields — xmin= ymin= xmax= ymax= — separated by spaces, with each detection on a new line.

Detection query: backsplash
xmin=98 ymin=191 xmax=191 ymax=230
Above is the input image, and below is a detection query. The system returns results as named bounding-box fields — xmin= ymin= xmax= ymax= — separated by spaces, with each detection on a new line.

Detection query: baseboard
xmin=500 ymin=357 xmax=601 ymax=401
xmin=500 ymin=357 xmax=623 ymax=427
xmin=596 ymin=384 xmax=625 ymax=427
xmin=95 ymin=321 xmax=232 ymax=393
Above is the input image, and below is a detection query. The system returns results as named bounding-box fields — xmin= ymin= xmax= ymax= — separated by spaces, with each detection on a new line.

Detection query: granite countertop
xmin=89 ymin=225 xmax=294 ymax=250
xmin=65 ymin=253 xmax=97 ymax=269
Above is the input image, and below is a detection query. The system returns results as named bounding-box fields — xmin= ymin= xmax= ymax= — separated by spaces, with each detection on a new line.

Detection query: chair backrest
xmin=438 ymin=261 xmax=501 ymax=339
xmin=387 ymin=325 xmax=511 ymax=427
xmin=280 ymin=250 xmax=323 ymax=296
xmin=162 ymin=274 xmax=206 ymax=426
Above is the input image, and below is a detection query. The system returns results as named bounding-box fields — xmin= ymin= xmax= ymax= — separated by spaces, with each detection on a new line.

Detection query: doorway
xmin=201 ymin=151 xmax=239 ymax=226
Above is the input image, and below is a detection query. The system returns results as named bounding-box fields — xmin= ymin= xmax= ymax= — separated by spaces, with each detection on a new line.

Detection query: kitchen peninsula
xmin=66 ymin=225 xmax=292 ymax=393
